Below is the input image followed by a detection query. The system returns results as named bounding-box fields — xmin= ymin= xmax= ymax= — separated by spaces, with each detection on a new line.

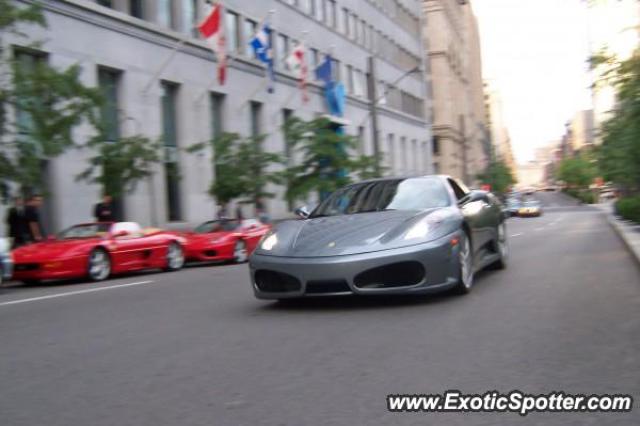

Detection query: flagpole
xmin=142 ymin=33 xmax=192 ymax=94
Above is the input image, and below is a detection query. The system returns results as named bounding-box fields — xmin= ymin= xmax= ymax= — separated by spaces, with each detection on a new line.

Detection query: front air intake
xmin=354 ymin=261 xmax=425 ymax=289
xmin=254 ymin=270 xmax=302 ymax=293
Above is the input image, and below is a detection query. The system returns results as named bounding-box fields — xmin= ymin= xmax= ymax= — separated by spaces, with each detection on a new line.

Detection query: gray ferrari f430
xmin=249 ymin=175 xmax=507 ymax=299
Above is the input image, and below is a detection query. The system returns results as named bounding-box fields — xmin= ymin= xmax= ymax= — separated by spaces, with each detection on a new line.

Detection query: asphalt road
xmin=1 ymin=191 xmax=639 ymax=426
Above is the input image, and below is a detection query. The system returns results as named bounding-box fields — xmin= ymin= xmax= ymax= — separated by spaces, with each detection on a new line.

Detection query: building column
xmin=143 ymin=0 xmax=158 ymax=24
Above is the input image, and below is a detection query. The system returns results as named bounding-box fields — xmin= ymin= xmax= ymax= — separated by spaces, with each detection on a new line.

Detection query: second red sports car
xmin=12 ymin=222 xmax=186 ymax=284
xmin=183 ymin=218 xmax=271 ymax=263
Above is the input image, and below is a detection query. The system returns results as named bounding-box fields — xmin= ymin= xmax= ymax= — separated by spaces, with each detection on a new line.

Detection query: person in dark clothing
xmin=94 ymin=195 xmax=115 ymax=222
xmin=5 ymin=196 xmax=28 ymax=248
xmin=24 ymin=195 xmax=45 ymax=242
xmin=235 ymin=204 xmax=244 ymax=221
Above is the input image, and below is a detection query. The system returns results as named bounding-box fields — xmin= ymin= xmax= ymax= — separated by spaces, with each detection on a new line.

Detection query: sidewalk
xmin=594 ymin=202 xmax=640 ymax=267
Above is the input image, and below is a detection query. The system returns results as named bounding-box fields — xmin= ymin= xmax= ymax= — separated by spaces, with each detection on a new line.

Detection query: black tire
xmin=164 ymin=242 xmax=185 ymax=271
xmin=87 ymin=248 xmax=111 ymax=282
xmin=489 ymin=222 xmax=508 ymax=270
xmin=232 ymin=240 xmax=248 ymax=264
xmin=453 ymin=232 xmax=474 ymax=295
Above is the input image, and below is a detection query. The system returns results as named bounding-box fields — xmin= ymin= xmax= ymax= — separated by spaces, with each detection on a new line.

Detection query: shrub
xmin=615 ymin=196 xmax=640 ymax=223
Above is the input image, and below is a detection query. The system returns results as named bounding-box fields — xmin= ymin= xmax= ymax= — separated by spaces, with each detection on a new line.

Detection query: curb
xmin=605 ymin=213 xmax=640 ymax=268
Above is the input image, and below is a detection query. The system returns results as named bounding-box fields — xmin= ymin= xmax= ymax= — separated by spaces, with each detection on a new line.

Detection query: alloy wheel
xmin=166 ymin=242 xmax=185 ymax=270
xmin=459 ymin=237 xmax=473 ymax=289
xmin=233 ymin=240 xmax=248 ymax=263
xmin=88 ymin=249 xmax=111 ymax=281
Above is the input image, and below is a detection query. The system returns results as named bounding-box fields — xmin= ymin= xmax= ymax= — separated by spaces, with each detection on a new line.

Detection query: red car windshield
xmin=57 ymin=223 xmax=112 ymax=240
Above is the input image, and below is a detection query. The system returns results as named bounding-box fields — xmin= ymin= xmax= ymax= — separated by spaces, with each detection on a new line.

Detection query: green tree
xmin=476 ymin=159 xmax=516 ymax=195
xmin=76 ymin=135 xmax=162 ymax=199
xmin=0 ymin=1 xmax=101 ymax=197
xmin=193 ymin=132 xmax=282 ymax=206
xmin=556 ymin=155 xmax=597 ymax=189
xmin=281 ymin=116 xmax=378 ymax=204
xmin=591 ymin=48 xmax=640 ymax=195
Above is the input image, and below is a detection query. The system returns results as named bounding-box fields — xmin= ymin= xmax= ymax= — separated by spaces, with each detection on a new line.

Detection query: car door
xmin=109 ymin=232 xmax=151 ymax=271
xmin=447 ymin=179 xmax=492 ymax=257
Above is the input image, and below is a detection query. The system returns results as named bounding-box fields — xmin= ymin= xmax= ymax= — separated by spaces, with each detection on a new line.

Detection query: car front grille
xmin=354 ymin=261 xmax=425 ymax=289
xmin=305 ymin=280 xmax=351 ymax=294
xmin=14 ymin=263 xmax=40 ymax=271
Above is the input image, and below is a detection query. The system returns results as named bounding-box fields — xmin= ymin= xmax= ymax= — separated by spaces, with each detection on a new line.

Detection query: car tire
xmin=87 ymin=248 xmax=111 ymax=282
xmin=489 ymin=222 xmax=508 ymax=270
xmin=453 ymin=232 xmax=474 ymax=295
xmin=232 ymin=240 xmax=248 ymax=264
xmin=165 ymin=242 xmax=185 ymax=271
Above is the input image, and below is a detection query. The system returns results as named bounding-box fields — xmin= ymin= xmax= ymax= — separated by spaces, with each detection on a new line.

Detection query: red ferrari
xmin=183 ymin=218 xmax=271 ymax=263
xmin=11 ymin=222 xmax=186 ymax=284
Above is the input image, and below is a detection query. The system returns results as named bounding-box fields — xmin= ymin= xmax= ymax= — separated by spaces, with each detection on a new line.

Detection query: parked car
xmin=183 ymin=218 xmax=271 ymax=264
xmin=249 ymin=175 xmax=507 ymax=300
xmin=11 ymin=222 xmax=186 ymax=284
xmin=0 ymin=237 xmax=12 ymax=285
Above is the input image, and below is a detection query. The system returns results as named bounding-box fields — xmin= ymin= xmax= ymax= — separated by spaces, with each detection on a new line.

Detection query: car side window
xmin=447 ymin=178 xmax=468 ymax=201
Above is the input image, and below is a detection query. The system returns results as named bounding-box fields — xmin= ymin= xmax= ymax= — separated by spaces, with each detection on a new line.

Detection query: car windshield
xmin=310 ymin=177 xmax=450 ymax=218
xmin=194 ymin=220 xmax=240 ymax=234
xmin=57 ymin=223 xmax=111 ymax=240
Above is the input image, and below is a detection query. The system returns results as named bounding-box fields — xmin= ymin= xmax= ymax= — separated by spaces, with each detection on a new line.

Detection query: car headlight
xmin=260 ymin=233 xmax=278 ymax=250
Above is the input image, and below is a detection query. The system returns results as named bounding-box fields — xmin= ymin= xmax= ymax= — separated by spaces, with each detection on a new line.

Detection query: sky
xmin=472 ymin=0 xmax=594 ymax=163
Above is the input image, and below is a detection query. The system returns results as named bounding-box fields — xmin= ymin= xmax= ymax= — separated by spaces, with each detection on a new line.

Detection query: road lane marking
xmin=0 ymin=280 xmax=154 ymax=307
xmin=510 ymin=233 xmax=523 ymax=237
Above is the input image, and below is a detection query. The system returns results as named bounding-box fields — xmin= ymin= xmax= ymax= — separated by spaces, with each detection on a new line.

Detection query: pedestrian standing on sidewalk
xmin=255 ymin=198 xmax=270 ymax=224
xmin=94 ymin=194 xmax=115 ymax=222
xmin=235 ymin=204 xmax=244 ymax=221
xmin=24 ymin=195 xmax=45 ymax=242
xmin=5 ymin=196 xmax=28 ymax=248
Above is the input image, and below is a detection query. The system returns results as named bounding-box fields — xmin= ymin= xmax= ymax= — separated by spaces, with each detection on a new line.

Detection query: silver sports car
xmin=249 ymin=175 xmax=507 ymax=299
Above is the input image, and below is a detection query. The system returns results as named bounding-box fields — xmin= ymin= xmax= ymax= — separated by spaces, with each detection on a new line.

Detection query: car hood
xmin=185 ymin=232 xmax=233 ymax=245
xmin=255 ymin=208 xmax=459 ymax=257
xmin=13 ymin=239 xmax=99 ymax=261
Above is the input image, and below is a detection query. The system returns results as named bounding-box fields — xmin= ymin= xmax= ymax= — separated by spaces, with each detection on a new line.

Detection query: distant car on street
xmin=505 ymin=198 xmax=521 ymax=217
xmin=182 ymin=218 xmax=271 ymax=264
xmin=11 ymin=222 xmax=186 ymax=284
xmin=0 ymin=237 xmax=12 ymax=285
xmin=517 ymin=200 xmax=543 ymax=217
xmin=250 ymin=175 xmax=507 ymax=300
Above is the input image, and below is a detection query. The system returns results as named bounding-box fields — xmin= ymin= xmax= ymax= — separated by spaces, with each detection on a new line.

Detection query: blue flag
xmin=250 ymin=23 xmax=275 ymax=93
xmin=315 ymin=55 xmax=333 ymax=86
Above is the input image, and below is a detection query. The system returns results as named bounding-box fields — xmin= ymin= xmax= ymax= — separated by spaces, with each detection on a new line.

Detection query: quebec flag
xmin=250 ymin=23 xmax=275 ymax=93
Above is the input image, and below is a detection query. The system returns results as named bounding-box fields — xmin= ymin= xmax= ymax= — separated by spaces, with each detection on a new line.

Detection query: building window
xmin=346 ymin=65 xmax=354 ymax=94
xmin=276 ymin=33 xmax=289 ymax=70
xmin=250 ymin=101 xmax=262 ymax=138
xmin=14 ymin=50 xmax=47 ymax=137
xmin=433 ymin=136 xmax=440 ymax=155
xmin=310 ymin=48 xmax=319 ymax=70
xmin=411 ymin=139 xmax=418 ymax=173
xmin=129 ymin=0 xmax=143 ymax=18
xmin=326 ymin=0 xmax=336 ymax=28
xmin=226 ymin=11 xmax=239 ymax=53
xmin=400 ymin=136 xmax=407 ymax=173
xmin=348 ymin=13 xmax=356 ymax=40
xmin=97 ymin=67 xmax=121 ymax=143
xmin=315 ymin=0 xmax=325 ymax=22
xmin=210 ymin=93 xmax=224 ymax=139
xmin=357 ymin=126 xmax=365 ymax=154
xmin=180 ymin=0 xmax=198 ymax=35
xmin=161 ymin=81 xmax=182 ymax=222
xmin=342 ymin=8 xmax=349 ymax=35
xmin=157 ymin=0 xmax=174 ymax=29
xmin=244 ymin=19 xmax=257 ymax=57
xmin=97 ymin=0 xmax=112 ymax=7
xmin=387 ymin=134 xmax=395 ymax=174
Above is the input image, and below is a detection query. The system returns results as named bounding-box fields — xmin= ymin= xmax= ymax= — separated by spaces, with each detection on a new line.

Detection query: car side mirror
xmin=294 ymin=206 xmax=310 ymax=219
xmin=460 ymin=190 xmax=488 ymax=205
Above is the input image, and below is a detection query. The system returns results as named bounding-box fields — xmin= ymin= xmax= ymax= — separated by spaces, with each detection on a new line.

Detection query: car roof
xmin=348 ymin=174 xmax=449 ymax=185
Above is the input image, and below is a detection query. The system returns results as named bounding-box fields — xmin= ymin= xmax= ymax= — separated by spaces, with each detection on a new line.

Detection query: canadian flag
xmin=198 ymin=2 xmax=227 ymax=85
xmin=286 ymin=43 xmax=309 ymax=103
